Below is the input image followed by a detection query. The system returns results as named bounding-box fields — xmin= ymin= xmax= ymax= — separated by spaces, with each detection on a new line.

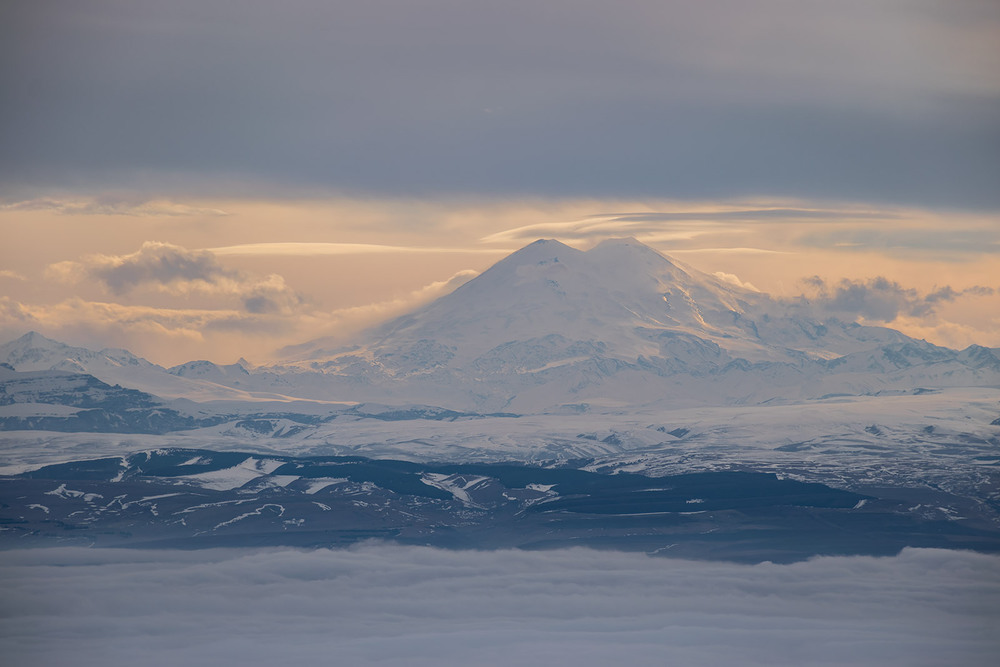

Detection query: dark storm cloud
xmin=1 ymin=0 xmax=997 ymax=206
xmin=0 ymin=545 xmax=997 ymax=667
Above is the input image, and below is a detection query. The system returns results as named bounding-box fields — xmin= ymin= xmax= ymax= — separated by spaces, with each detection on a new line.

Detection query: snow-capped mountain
xmin=266 ymin=238 xmax=999 ymax=410
xmin=168 ymin=359 xmax=253 ymax=383
xmin=3 ymin=238 xmax=998 ymax=412
xmin=2 ymin=239 xmax=999 ymax=559
xmin=298 ymin=238 xmax=768 ymax=363
xmin=0 ymin=331 xmax=156 ymax=375
xmin=0 ymin=332 xmax=299 ymax=403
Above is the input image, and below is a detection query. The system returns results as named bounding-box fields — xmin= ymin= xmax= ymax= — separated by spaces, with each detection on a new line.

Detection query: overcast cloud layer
xmin=2 ymin=0 xmax=998 ymax=207
xmin=1 ymin=545 xmax=997 ymax=667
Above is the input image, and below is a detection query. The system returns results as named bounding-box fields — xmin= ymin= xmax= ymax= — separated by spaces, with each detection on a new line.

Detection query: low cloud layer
xmin=0 ymin=545 xmax=996 ymax=667
xmin=209 ymin=242 xmax=512 ymax=257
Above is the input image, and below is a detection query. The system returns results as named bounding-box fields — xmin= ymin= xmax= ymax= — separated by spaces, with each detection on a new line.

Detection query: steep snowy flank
xmin=305 ymin=238 xmax=769 ymax=364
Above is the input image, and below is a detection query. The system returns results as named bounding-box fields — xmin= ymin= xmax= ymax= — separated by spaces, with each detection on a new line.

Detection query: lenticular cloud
xmin=1 ymin=545 xmax=997 ymax=666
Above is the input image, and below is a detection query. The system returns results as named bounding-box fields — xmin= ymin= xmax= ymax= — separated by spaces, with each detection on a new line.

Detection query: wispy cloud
xmin=798 ymin=225 xmax=1000 ymax=258
xmin=0 ymin=270 xmax=27 ymax=281
xmin=481 ymin=202 xmax=904 ymax=247
xmin=714 ymin=272 xmax=760 ymax=292
xmin=0 ymin=197 xmax=230 ymax=217
xmin=0 ymin=297 xmax=252 ymax=337
xmin=1 ymin=267 xmax=479 ymax=364
xmin=208 ymin=242 xmax=511 ymax=256
xmin=279 ymin=269 xmax=479 ymax=357
xmin=669 ymin=247 xmax=790 ymax=255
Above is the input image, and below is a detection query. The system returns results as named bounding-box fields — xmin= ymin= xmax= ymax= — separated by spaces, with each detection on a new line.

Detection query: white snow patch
xmin=421 ymin=473 xmax=491 ymax=507
xmin=26 ymin=504 xmax=49 ymax=514
xmin=176 ymin=457 xmax=285 ymax=491
xmin=179 ymin=456 xmax=209 ymax=466
xmin=302 ymin=478 xmax=349 ymax=494
xmin=175 ymin=499 xmax=256 ymax=514
xmin=518 ymin=356 xmax=590 ymax=374
xmin=211 ymin=504 xmax=285 ymax=531
xmin=526 ymin=483 xmax=556 ymax=493
xmin=44 ymin=484 xmax=103 ymax=502
xmin=109 ymin=457 xmax=127 ymax=482
xmin=139 ymin=493 xmax=184 ymax=503
xmin=261 ymin=475 xmax=300 ymax=488
xmin=0 ymin=403 xmax=82 ymax=417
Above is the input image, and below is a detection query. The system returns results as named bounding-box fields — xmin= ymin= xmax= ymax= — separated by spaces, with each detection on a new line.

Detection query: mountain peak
xmin=14 ymin=330 xmax=61 ymax=346
xmin=4 ymin=331 xmax=72 ymax=355
xmin=586 ymin=236 xmax=681 ymax=268
xmin=590 ymin=236 xmax=644 ymax=249
xmin=497 ymin=238 xmax=581 ymax=266
xmin=529 ymin=238 xmax=569 ymax=247
xmin=350 ymin=233 xmax=770 ymax=368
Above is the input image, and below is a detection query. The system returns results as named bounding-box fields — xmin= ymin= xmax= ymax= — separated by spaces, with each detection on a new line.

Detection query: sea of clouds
xmin=1 ymin=544 xmax=997 ymax=666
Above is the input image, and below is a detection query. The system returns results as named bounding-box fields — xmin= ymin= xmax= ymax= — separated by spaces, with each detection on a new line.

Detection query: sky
xmin=1 ymin=0 xmax=998 ymax=364
xmin=2 ymin=544 xmax=998 ymax=666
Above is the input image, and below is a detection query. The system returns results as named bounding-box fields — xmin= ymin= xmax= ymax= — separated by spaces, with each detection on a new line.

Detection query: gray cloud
xmin=47 ymin=242 xmax=302 ymax=313
xmin=91 ymin=242 xmax=229 ymax=295
xmin=0 ymin=545 xmax=996 ymax=667
xmin=1 ymin=1 xmax=997 ymax=207
xmin=797 ymin=276 xmax=995 ymax=322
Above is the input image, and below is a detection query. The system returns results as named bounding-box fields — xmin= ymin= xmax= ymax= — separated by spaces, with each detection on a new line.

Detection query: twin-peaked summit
xmin=3 ymin=238 xmax=998 ymax=412
xmin=277 ymin=238 xmax=997 ymax=411
xmin=310 ymin=238 xmax=768 ymax=364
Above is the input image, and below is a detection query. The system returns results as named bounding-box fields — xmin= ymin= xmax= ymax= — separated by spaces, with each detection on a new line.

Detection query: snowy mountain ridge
xmin=262 ymin=238 xmax=999 ymax=410
xmin=2 ymin=238 xmax=998 ymax=412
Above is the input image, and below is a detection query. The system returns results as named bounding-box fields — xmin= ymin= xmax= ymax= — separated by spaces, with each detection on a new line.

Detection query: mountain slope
xmin=0 ymin=332 xmax=310 ymax=402
xmin=3 ymin=239 xmax=998 ymax=412
xmin=269 ymin=238 xmax=998 ymax=411
xmin=299 ymin=238 xmax=772 ymax=364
